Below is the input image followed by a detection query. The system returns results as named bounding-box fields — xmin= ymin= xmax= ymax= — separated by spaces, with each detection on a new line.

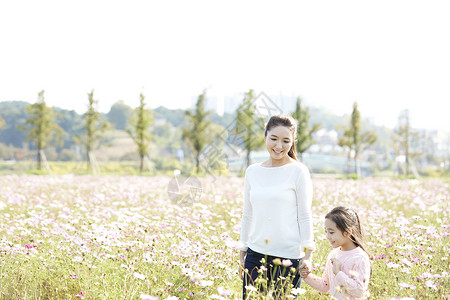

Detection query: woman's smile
xmin=265 ymin=126 xmax=293 ymax=163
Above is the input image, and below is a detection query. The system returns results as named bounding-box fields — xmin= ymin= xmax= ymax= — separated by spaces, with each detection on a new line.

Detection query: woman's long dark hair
xmin=264 ymin=114 xmax=298 ymax=161
xmin=325 ymin=206 xmax=370 ymax=257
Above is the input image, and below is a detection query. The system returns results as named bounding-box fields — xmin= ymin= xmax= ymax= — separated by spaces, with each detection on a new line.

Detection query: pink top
xmin=304 ymin=247 xmax=371 ymax=299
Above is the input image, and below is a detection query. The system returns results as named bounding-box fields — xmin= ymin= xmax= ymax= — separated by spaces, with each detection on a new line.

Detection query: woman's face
xmin=264 ymin=125 xmax=293 ymax=161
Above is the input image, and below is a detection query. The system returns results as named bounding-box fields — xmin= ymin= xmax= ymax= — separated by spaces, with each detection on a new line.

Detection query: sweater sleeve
xmin=296 ymin=165 xmax=315 ymax=251
xmin=334 ymin=255 xmax=371 ymax=298
xmin=303 ymin=255 xmax=332 ymax=293
xmin=238 ymin=172 xmax=252 ymax=251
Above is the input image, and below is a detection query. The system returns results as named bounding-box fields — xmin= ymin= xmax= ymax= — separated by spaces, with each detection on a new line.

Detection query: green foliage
xmin=54 ymin=107 xmax=84 ymax=149
xmin=338 ymin=102 xmax=377 ymax=177
xmin=18 ymin=91 xmax=63 ymax=170
xmin=182 ymin=91 xmax=212 ymax=174
xmin=420 ymin=167 xmax=450 ymax=178
xmin=152 ymin=122 xmax=180 ymax=152
xmin=292 ymin=97 xmax=321 ymax=160
xmin=154 ymin=106 xmax=186 ymax=127
xmin=0 ymin=101 xmax=28 ymax=147
xmin=392 ymin=109 xmax=423 ymax=176
xmin=26 ymin=169 xmax=49 ymax=175
xmin=0 ymin=115 xmax=4 ymax=129
xmin=80 ymin=90 xmax=110 ymax=170
xmin=153 ymin=156 xmax=182 ymax=171
xmin=107 ymin=100 xmax=134 ymax=130
xmin=127 ymin=93 xmax=153 ymax=173
xmin=341 ymin=173 xmax=359 ymax=180
xmin=58 ymin=148 xmax=78 ymax=161
xmin=234 ymin=89 xmax=264 ymax=168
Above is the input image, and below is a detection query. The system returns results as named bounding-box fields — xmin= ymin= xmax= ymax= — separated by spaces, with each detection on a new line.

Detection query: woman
xmin=238 ymin=114 xmax=315 ymax=299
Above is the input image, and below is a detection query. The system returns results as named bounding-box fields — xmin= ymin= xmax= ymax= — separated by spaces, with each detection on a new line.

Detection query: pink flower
xmin=282 ymin=259 xmax=293 ymax=267
xmin=73 ymin=292 xmax=84 ymax=298
xmin=374 ymin=253 xmax=386 ymax=260
xmin=70 ymin=275 xmax=79 ymax=279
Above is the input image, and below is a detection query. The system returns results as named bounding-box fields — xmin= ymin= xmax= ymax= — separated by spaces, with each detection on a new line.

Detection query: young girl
xmin=301 ymin=206 xmax=371 ymax=299
xmin=238 ymin=114 xmax=315 ymax=299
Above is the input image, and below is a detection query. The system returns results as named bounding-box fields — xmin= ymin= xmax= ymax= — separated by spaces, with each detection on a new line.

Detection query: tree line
xmin=0 ymin=90 xmax=427 ymax=177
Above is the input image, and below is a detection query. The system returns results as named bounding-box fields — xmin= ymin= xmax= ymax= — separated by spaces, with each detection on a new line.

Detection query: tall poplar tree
xmin=338 ymin=102 xmax=377 ymax=177
xmin=182 ymin=91 xmax=212 ymax=174
xmin=83 ymin=90 xmax=109 ymax=171
xmin=127 ymin=93 xmax=153 ymax=173
xmin=392 ymin=109 xmax=422 ymax=176
xmin=291 ymin=97 xmax=320 ymax=161
xmin=19 ymin=90 xmax=63 ymax=170
xmin=234 ymin=90 xmax=264 ymax=168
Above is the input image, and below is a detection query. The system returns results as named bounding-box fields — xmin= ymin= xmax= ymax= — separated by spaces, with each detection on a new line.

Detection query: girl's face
xmin=324 ymin=218 xmax=355 ymax=251
xmin=264 ymin=125 xmax=293 ymax=162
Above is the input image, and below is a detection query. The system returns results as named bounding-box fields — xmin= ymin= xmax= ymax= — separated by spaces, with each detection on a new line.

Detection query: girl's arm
xmin=302 ymin=256 xmax=332 ymax=293
xmin=334 ymin=255 xmax=371 ymax=298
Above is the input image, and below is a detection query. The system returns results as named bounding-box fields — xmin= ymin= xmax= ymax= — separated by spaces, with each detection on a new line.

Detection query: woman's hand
xmin=239 ymin=250 xmax=246 ymax=280
xmin=331 ymin=258 xmax=342 ymax=275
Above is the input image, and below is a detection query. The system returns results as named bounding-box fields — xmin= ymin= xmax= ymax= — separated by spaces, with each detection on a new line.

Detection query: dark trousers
xmin=243 ymin=248 xmax=302 ymax=299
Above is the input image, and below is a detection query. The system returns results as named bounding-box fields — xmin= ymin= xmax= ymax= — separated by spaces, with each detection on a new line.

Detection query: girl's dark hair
xmin=264 ymin=114 xmax=298 ymax=161
xmin=325 ymin=206 xmax=370 ymax=257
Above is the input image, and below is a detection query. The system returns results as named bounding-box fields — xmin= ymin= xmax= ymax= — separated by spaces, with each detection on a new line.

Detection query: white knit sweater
xmin=239 ymin=161 xmax=315 ymax=259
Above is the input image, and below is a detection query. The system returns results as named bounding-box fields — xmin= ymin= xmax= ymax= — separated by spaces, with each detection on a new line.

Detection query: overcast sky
xmin=1 ymin=0 xmax=449 ymax=131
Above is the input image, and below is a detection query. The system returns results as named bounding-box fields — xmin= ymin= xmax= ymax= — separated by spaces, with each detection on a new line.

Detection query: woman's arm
xmin=296 ymin=165 xmax=315 ymax=251
xmin=238 ymin=170 xmax=252 ymax=281
xmin=238 ymin=174 xmax=252 ymax=251
xmin=239 ymin=250 xmax=246 ymax=280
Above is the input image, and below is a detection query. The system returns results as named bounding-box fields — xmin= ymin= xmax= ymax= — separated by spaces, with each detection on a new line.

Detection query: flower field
xmin=0 ymin=175 xmax=448 ymax=299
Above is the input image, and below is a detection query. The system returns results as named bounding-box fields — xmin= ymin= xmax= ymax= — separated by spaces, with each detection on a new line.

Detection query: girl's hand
xmin=331 ymin=258 xmax=342 ymax=275
xmin=299 ymin=259 xmax=312 ymax=278
xmin=299 ymin=266 xmax=310 ymax=278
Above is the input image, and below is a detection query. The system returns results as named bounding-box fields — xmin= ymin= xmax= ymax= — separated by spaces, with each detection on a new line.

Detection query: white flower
xmin=133 ymin=272 xmax=146 ymax=280
xmin=199 ymin=280 xmax=213 ymax=287
xmin=386 ymin=262 xmax=400 ymax=268
xmin=401 ymin=258 xmax=413 ymax=267
xmin=245 ymin=285 xmax=257 ymax=292
xmin=398 ymin=282 xmax=416 ymax=289
xmin=217 ymin=286 xmax=231 ymax=297
xmin=291 ymin=288 xmax=306 ymax=295
xmin=425 ymin=279 xmax=437 ymax=290
xmin=140 ymin=295 xmax=158 ymax=300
